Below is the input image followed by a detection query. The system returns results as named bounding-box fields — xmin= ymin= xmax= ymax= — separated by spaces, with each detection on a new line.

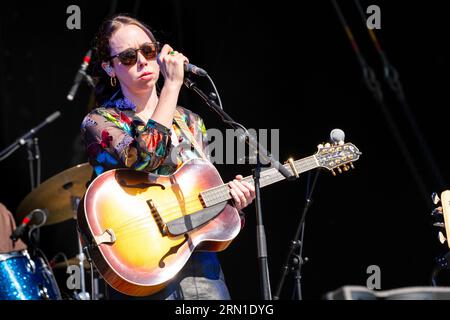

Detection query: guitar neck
xmin=200 ymin=155 xmax=319 ymax=207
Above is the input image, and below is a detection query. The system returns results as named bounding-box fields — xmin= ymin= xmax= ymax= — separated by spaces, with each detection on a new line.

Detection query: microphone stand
xmin=25 ymin=139 xmax=36 ymax=190
xmin=0 ymin=111 xmax=61 ymax=191
xmin=24 ymin=137 xmax=41 ymax=191
xmin=82 ymin=71 xmax=95 ymax=89
xmin=183 ymin=77 xmax=296 ymax=300
xmin=72 ymin=197 xmax=90 ymax=300
xmin=2 ymin=112 xmax=59 ymax=253
xmin=273 ymin=170 xmax=320 ymax=300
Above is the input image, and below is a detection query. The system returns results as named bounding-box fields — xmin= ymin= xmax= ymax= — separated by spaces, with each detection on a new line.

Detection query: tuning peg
xmin=432 ymin=192 xmax=441 ymax=205
xmin=317 ymin=144 xmax=324 ymax=150
xmin=439 ymin=231 xmax=447 ymax=244
xmin=342 ymin=164 xmax=349 ymax=171
xmin=350 ymin=163 xmax=355 ymax=169
xmin=331 ymin=169 xmax=336 ymax=176
xmin=337 ymin=167 xmax=342 ymax=174
xmin=324 ymin=143 xmax=331 ymax=148
xmin=431 ymin=207 xmax=443 ymax=217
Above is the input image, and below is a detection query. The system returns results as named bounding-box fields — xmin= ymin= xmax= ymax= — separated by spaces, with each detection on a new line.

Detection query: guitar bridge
xmin=147 ymin=199 xmax=168 ymax=236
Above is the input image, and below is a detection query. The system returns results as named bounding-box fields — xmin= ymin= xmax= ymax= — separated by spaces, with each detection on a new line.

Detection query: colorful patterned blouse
xmin=81 ymin=93 xmax=246 ymax=231
xmin=81 ymin=94 xmax=208 ymax=176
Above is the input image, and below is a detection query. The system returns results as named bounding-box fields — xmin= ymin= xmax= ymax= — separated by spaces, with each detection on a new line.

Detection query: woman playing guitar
xmin=80 ymin=14 xmax=255 ymax=300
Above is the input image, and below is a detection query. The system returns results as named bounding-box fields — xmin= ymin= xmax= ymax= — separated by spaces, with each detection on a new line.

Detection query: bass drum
xmin=0 ymin=250 xmax=61 ymax=300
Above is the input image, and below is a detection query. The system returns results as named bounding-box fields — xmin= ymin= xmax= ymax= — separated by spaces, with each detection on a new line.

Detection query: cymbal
xmin=17 ymin=163 xmax=93 ymax=225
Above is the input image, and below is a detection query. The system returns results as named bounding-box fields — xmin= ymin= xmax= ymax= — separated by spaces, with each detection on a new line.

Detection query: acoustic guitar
xmin=77 ymin=141 xmax=361 ymax=296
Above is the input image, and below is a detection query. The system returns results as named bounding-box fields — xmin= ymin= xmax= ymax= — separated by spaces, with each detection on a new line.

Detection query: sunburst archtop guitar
xmin=77 ymin=141 xmax=361 ymax=296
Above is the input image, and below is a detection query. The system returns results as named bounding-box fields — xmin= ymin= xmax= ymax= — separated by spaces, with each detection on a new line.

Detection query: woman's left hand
xmin=228 ymin=175 xmax=256 ymax=211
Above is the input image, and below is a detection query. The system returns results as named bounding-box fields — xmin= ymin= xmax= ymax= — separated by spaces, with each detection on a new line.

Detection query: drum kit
xmin=0 ymin=162 xmax=102 ymax=300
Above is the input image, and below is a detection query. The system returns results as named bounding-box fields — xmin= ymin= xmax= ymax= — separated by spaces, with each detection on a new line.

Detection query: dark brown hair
xmin=91 ymin=14 xmax=157 ymax=105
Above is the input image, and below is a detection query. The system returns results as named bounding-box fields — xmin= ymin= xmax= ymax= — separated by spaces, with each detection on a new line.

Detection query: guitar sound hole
xmin=158 ymin=234 xmax=189 ymax=268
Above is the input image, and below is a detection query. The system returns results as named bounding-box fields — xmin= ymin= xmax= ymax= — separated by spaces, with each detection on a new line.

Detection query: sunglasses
xmin=109 ymin=42 xmax=160 ymax=66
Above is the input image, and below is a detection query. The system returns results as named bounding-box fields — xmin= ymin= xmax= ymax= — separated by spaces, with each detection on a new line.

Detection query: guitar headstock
xmin=431 ymin=191 xmax=450 ymax=248
xmin=314 ymin=142 xmax=362 ymax=175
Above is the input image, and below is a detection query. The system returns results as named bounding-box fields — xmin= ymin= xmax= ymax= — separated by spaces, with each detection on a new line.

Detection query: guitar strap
xmin=173 ymin=109 xmax=208 ymax=161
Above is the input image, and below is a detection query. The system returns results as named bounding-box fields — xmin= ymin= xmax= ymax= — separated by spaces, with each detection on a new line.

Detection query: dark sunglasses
xmin=109 ymin=42 xmax=160 ymax=66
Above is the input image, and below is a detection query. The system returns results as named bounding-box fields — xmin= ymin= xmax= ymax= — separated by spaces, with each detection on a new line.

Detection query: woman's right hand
xmin=157 ymin=44 xmax=189 ymax=88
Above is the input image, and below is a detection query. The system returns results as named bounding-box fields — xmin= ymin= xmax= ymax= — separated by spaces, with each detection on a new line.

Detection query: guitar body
xmin=77 ymin=158 xmax=240 ymax=296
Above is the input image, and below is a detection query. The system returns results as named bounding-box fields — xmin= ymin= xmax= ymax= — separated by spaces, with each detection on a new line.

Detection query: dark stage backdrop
xmin=1 ymin=0 xmax=449 ymax=300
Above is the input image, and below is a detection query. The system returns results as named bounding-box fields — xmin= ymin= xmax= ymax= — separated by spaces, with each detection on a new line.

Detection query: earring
xmin=110 ymin=76 xmax=117 ymax=87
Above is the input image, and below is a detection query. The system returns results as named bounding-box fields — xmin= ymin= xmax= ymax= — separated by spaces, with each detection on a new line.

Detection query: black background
xmin=1 ymin=0 xmax=450 ymax=300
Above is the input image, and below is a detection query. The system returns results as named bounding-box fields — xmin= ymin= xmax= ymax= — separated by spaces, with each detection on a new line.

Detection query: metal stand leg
xmin=72 ymin=197 xmax=90 ymax=300
xmin=82 ymin=243 xmax=101 ymax=300
xmin=75 ymin=232 xmax=90 ymax=300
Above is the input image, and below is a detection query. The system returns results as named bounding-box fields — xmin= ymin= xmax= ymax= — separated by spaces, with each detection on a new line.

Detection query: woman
xmin=81 ymin=15 xmax=255 ymax=300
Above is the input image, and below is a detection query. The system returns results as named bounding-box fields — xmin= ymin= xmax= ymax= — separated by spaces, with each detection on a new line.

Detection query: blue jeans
xmin=108 ymin=252 xmax=231 ymax=300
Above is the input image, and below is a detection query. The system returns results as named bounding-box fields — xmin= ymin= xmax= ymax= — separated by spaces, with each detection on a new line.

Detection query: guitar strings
xmin=105 ymin=173 xmax=272 ymax=233
xmin=109 ymin=190 xmax=229 ymax=234
xmin=97 ymin=158 xmax=319 ymax=234
xmin=108 ymin=177 xmax=246 ymax=231
xmin=100 ymin=176 xmax=254 ymax=235
xmin=113 ymin=206 xmax=237 ymax=239
xmin=97 ymin=167 xmax=290 ymax=234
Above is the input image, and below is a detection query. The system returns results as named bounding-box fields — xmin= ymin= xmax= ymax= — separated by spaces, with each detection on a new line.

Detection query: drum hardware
xmin=71 ymin=196 xmax=90 ymax=300
xmin=52 ymin=254 xmax=90 ymax=269
xmin=17 ymin=163 xmax=93 ymax=226
xmin=83 ymin=246 xmax=103 ymax=300
xmin=0 ymin=250 xmax=61 ymax=300
xmin=14 ymin=163 xmax=100 ymax=299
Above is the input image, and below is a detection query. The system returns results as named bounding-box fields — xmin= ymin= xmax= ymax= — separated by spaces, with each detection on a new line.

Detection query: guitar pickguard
xmin=165 ymin=201 xmax=228 ymax=236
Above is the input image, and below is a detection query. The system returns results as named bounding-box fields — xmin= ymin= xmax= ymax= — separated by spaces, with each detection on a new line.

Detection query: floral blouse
xmin=81 ymin=95 xmax=208 ymax=176
xmin=81 ymin=93 xmax=246 ymax=229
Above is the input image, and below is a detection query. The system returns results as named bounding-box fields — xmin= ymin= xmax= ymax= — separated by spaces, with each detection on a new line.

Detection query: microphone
xmin=184 ymin=63 xmax=208 ymax=77
xmin=156 ymin=53 xmax=208 ymax=77
xmin=67 ymin=49 xmax=92 ymax=101
xmin=330 ymin=128 xmax=345 ymax=144
xmin=10 ymin=209 xmax=47 ymax=241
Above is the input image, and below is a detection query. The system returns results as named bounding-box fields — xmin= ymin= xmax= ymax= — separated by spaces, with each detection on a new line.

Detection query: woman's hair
xmin=91 ymin=14 xmax=157 ymax=106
